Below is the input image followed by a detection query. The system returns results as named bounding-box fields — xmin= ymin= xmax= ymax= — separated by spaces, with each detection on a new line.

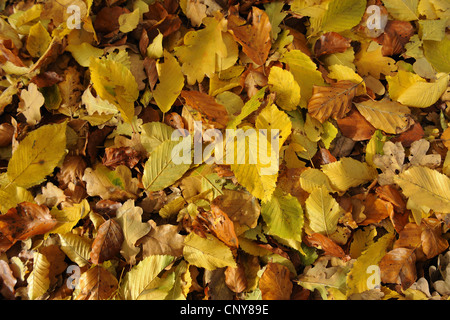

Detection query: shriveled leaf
xmin=228 ymin=7 xmax=271 ymax=66
xmin=379 ymin=247 xmax=417 ymax=290
xmin=0 ymin=203 xmax=56 ymax=252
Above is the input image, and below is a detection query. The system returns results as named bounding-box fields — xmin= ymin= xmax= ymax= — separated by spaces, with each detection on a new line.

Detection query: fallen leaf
xmin=307 ymin=80 xmax=359 ymax=123
xmin=90 ymin=219 xmax=124 ymax=264
xmin=0 ymin=203 xmax=57 ymax=252
xmin=259 ymin=263 xmax=293 ymax=300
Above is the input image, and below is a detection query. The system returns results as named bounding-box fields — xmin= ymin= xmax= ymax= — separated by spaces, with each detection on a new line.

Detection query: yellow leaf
xmin=300 ymin=168 xmax=335 ymax=193
xmin=59 ymin=232 xmax=92 ymax=267
xmin=321 ymin=157 xmax=378 ymax=192
xmin=394 ymin=166 xmax=450 ymax=213
xmin=305 ymin=186 xmax=343 ymax=236
xmin=27 ymin=251 xmax=50 ymax=300
xmin=230 ymin=104 xmax=291 ymax=201
xmin=183 ymin=232 xmax=236 ymax=270
xmin=119 ymin=255 xmax=174 ymax=300
xmin=268 ymin=66 xmax=300 ymax=111
xmin=146 ymin=31 xmax=164 ymax=59
xmin=381 ymin=0 xmax=419 ymax=21
xmin=7 ymin=122 xmax=67 ymax=189
xmin=354 ymin=98 xmax=413 ymax=134
xmin=49 ymin=200 xmax=90 ymax=236
xmin=66 ymin=42 xmax=104 ymax=68
xmin=153 ymin=50 xmax=185 ymax=113
xmin=327 ymin=64 xmax=366 ymax=95
xmin=386 ymin=70 xmax=449 ymax=108
xmin=26 ymin=21 xmax=51 ymax=58
xmin=281 ymin=50 xmax=325 ymax=108
xmin=174 ymin=14 xmax=227 ymax=85
xmin=89 ymin=57 xmax=139 ymax=123
xmin=346 ymin=233 xmax=395 ymax=297
xmin=118 ymin=9 xmax=140 ymax=33
xmin=355 ymin=42 xmax=397 ymax=79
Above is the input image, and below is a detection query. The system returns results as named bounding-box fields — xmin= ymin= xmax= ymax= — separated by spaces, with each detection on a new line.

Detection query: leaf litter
xmin=0 ymin=0 xmax=449 ymax=301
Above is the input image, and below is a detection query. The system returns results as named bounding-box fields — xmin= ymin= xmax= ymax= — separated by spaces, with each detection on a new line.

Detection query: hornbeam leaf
xmin=394 ymin=166 xmax=450 ymax=213
xmin=27 ymin=251 xmax=50 ymax=300
xmin=59 ymin=233 xmax=92 ymax=267
xmin=261 ymin=188 xmax=304 ymax=242
xmin=267 ymin=66 xmax=300 ymax=111
xmin=305 ymin=187 xmax=342 ymax=236
xmin=119 ymin=255 xmax=174 ymax=300
xmin=89 ymin=57 xmax=139 ymax=123
xmin=321 ymin=157 xmax=378 ymax=192
xmin=153 ymin=50 xmax=185 ymax=113
xmin=346 ymin=233 xmax=395 ymax=297
xmin=381 ymin=0 xmax=419 ymax=21
xmin=183 ymin=233 xmax=236 ymax=270
xmin=321 ymin=0 xmax=366 ymax=33
xmin=354 ymin=99 xmax=413 ymax=134
xmin=386 ymin=70 xmax=449 ymax=108
xmin=142 ymin=140 xmax=191 ymax=192
xmin=7 ymin=121 xmax=67 ymax=189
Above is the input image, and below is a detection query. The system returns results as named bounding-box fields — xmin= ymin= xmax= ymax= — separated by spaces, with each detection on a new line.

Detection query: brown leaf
xmin=259 ymin=262 xmax=292 ymax=300
xmin=102 ymin=147 xmax=141 ymax=169
xmin=139 ymin=220 xmax=185 ymax=257
xmin=224 ymin=263 xmax=247 ymax=293
xmin=164 ymin=112 xmax=185 ymax=130
xmin=0 ymin=202 xmax=57 ymax=252
xmin=75 ymin=265 xmax=118 ymax=300
xmin=304 ymin=233 xmax=348 ymax=260
xmin=93 ymin=6 xmax=128 ymax=34
xmin=228 ymin=6 xmax=271 ymax=66
xmin=394 ymin=222 xmax=422 ymax=250
xmin=354 ymin=194 xmax=393 ymax=226
xmin=307 ymin=80 xmax=359 ymax=123
xmin=181 ymin=90 xmax=229 ymax=129
xmin=210 ymin=189 xmax=261 ymax=230
xmin=377 ymin=20 xmax=414 ymax=56
xmin=420 ymin=218 xmax=449 ymax=259
xmin=337 ymin=108 xmax=376 ymax=141
xmin=0 ymin=260 xmax=16 ymax=299
xmin=40 ymin=244 xmax=68 ymax=286
xmin=90 ymin=219 xmax=124 ymax=264
xmin=314 ymin=32 xmax=351 ymax=57
xmin=380 ymin=247 xmax=416 ymax=290
xmin=197 ymin=207 xmax=239 ymax=249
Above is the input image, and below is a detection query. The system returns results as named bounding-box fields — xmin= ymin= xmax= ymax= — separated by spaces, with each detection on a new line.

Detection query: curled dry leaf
xmin=379 ymin=247 xmax=417 ymax=290
xmin=0 ymin=203 xmax=57 ymax=253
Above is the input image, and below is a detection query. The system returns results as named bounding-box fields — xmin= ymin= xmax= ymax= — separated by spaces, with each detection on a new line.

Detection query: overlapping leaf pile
xmin=0 ymin=0 xmax=449 ymax=300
